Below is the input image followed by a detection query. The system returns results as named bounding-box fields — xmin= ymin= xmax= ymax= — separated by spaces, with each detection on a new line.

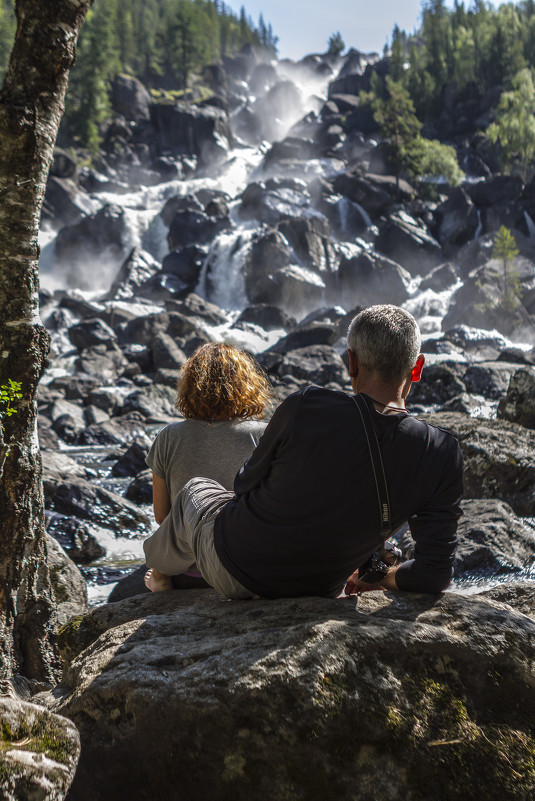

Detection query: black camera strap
xmin=352 ymin=393 xmax=392 ymax=537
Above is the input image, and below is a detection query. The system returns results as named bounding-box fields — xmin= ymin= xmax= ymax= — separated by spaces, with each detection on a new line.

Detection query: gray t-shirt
xmin=146 ymin=417 xmax=267 ymax=499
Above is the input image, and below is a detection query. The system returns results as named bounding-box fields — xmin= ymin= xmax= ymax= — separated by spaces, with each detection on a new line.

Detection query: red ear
xmin=411 ymin=355 xmax=424 ymax=383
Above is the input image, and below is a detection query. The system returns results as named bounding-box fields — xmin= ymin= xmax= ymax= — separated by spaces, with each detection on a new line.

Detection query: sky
xmin=232 ymin=0 xmax=461 ymax=60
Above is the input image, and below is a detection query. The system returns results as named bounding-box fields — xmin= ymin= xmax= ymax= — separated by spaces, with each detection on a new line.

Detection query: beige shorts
xmin=143 ymin=477 xmax=260 ymax=600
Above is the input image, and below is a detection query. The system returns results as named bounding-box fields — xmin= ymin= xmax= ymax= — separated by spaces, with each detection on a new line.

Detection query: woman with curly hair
xmin=144 ymin=342 xmax=273 ymax=591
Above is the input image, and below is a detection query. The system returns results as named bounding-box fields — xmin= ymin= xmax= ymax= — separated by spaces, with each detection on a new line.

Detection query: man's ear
xmin=411 ymin=354 xmax=425 ymax=383
xmin=347 ymin=349 xmax=358 ymax=378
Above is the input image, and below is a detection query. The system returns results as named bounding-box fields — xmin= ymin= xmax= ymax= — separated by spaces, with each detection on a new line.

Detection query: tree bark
xmin=0 ymin=0 xmax=92 ymax=681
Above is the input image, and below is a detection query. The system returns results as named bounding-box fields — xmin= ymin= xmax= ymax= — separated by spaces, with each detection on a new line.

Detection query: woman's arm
xmin=152 ymin=473 xmax=171 ymax=524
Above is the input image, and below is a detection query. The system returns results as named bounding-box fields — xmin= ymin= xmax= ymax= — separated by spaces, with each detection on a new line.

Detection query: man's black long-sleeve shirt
xmin=213 ymin=387 xmax=463 ymax=598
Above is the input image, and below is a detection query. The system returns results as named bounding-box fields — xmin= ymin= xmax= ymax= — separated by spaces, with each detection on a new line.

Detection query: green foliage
xmin=487 ymin=68 xmax=535 ymax=179
xmin=327 ymin=31 xmax=345 ymax=56
xmin=50 ymin=0 xmax=276 ymax=150
xmin=411 ymin=136 xmax=465 ymax=186
xmin=0 ymin=378 xmax=22 ymax=431
xmin=361 ymin=75 xmax=421 ymax=185
xmin=492 ymin=225 xmax=521 ymax=304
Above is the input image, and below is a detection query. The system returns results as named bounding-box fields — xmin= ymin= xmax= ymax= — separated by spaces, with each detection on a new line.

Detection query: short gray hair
xmin=347 ymin=305 xmax=422 ymax=382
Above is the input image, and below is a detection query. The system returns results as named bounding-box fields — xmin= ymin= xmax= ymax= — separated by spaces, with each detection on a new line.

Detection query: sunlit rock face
xmin=55 ymin=588 xmax=535 ymax=801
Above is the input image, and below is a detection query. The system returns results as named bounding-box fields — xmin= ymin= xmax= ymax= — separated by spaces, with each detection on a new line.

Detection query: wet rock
xmin=42 ymin=176 xmax=85 ymax=227
xmin=438 ymin=392 xmax=489 ymax=415
xmin=110 ymin=442 xmax=151 ymax=478
xmin=254 ymin=80 xmax=302 ymax=141
xmin=150 ymin=332 xmax=187 ymax=371
xmin=47 ymin=516 xmax=105 ymax=565
xmin=48 ymin=375 xmax=100 ymax=401
xmin=54 ymin=205 xmax=127 ymax=289
xmin=57 ymin=590 xmax=535 ymax=801
xmin=51 ymin=148 xmax=78 ymax=180
xmin=42 ymin=451 xmax=93 ymax=484
xmin=435 ymin=188 xmax=480 ymax=252
xmin=462 ymin=361 xmax=519 ymax=400
xmin=375 ymin=210 xmax=443 ymax=276
xmin=44 ymin=478 xmax=150 ymax=535
xmin=277 ymin=215 xmax=335 ymax=273
xmin=47 ymin=534 xmax=88 ymax=626
xmin=244 ymin=229 xmax=290 ymax=303
xmin=149 ymin=103 xmax=232 ymax=165
xmin=117 ymin=313 xmax=171 ymax=347
xmin=275 ymin=344 xmax=348 ymax=386
xmin=0 ymin=697 xmax=80 ymax=801
xmin=268 ymin=264 xmax=326 ymax=315
xmin=497 ymin=366 xmax=535 ymax=429
xmin=136 ymin=272 xmax=190 ymax=302
xmin=442 ymin=263 xmax=535 ymax=339
xmin=121 ymin=384 xmax=177 ymax=421
xmin=400 ymin=499 xmax=535 ymax=578
xmin=265 ymin=326 xmax=340 ymax=355
xmin=409 ymin=364 xmax=466 ymax=406
xmin=124 ymin=469 xmax=153 ymax=505
xmin=442 ymin=325 xmax=508 ymax=356
xmin=167 ymin=208 xmax=231 ymax=252
xmin=161 ymin=245 xmax=207 ymax=292
xmin=419 ymin=262 xmax=458 ymax=292
xmin=497 ymin=346 xmax=535 ymax=365
xmin=262 ymin=136 xmax=319 ymax=171
xmin=234 ymin=304 xmax=296 ymax=332
xmin=106 ymin=248 xmax=161 ymax=301
xmin=75 ymin=343 xmax=130 ymax=383
xmin=465 ymin=174 xmax=524 ymax=208
xmin=337 ymin=251 xmax=411 ymax=307
xmin=111 ymin=75 xmax=151 ymax=121
xmin=68 ymin=319 xmax=117 ymax=350
xmin=422 ymin=411 xmax=535 ymax=516
xmin=164 ymin=292 xmax=227 ymax=326
xmin=332 ymin=170 xmax=413 ymax=216
xmin=77 ymin=414 xmax=149 ymax=447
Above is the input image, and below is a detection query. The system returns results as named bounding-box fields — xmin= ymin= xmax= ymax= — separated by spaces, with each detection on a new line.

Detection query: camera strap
xmin=352 ymin=393 xmax=392 ymax=537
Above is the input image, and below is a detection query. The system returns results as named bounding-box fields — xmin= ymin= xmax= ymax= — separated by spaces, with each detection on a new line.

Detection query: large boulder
xmin=435 ymin=187 xmax=480 ymax=252
xmin=54 ymin=205 xmax=127 ymax=289
xmin=43 ymin=478 xmax=151 ymax=535
xmin=422 ymin=411 xmax=535 ymax=516
xmin=47 ymin=534 xmax=89 ymax=627
xmin=332 ymin=171 xmax=413 ymax=216
xmin=375 ymin=211 xmax=443 ymax=276
xmin=56 ymin=589 xmax=535 ymax=801
xmin=497 ymin=367 xmax=535 ymax=429
xmin=106 ymin=248 xmax=161 ymax=301
xmin=399 ymin=499 xmax=535 ymax=578
xmin=0 ymin=697 xmax=80 ymax=801
xmin=149 ymin=103 xmax=232 ymax=165
xmin=111 ymin=75 xmax=151 ymax=121
xmin=337 ymin=251 xmax=411 ymax=307
xmin=275 ymin=344 xmax=348 ymax=386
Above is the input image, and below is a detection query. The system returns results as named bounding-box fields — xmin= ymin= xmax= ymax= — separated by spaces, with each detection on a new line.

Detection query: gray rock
xmin=409 ymin=364 xmax=466 ymax=406
xmin=124 ymin=469 xmax=153 ymax=505
xmin=106 ymin=247 xmax=161 ymax=301
xmin=75 ymin=343 xmax=129 ymax=383
xmin=462 ymin=361 xmax=519 ymax=400
xmin=110 ymin=442 xmax=150 ymax=478
xmin=0 ymin=697 xmax=80 ymax=801
xmin=422 ymin=411 xmax=535 ymax=516
xmin=68 ymin=319 xmax=118 ymax=351
xmin=399 ymin=499 xmax=535 ymax=577
xmin=47 ymin=516 xmax=105 ymax=565
xmin=47 ymin=534 xmax=88 ymax=626
xmin=150 ymin=332 xmax=187 ymax=371
xmin=277 ymin=344 xmax=348 ymax=386
xmin=111 ymin=75 xmax=151 ymax=121
xmin=338 ymin=251 xmax=411 ymax=307
xmin=497 ymin=366 xmax=535 ymax=429
xmin=332 ymin=170 xmax=413 ymax=216
xmin=56 ymin=590 xmax=535 ymax=801
xmin=376 ymin=210 xmax=443 ymax=276
xmin=121 ymin=384 xmax=177 ymax=421
xmin=44 ymin=478 xmax=151 ymax=536
xmin=77 ymin=415 xmax=149 ymax=447
xmin=435 ymin=187 xmax=480 ymax=252
xmin=419 ymin=261 xmax=458 ymax=292
xmin=150 ymin=102 xmax=232 ymax=165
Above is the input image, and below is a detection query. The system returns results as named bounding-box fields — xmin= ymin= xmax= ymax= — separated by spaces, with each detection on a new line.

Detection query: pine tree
xmin=492 ymin=225 xmax=520 ymax=304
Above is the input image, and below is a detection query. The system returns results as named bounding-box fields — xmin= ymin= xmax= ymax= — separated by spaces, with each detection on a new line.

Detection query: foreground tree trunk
xmin=0 ymin=0 xmax=92 ymax=681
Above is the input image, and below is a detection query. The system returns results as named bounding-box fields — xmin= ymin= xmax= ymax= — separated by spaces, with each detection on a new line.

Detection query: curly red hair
xmin=176 ymin=343 xmax=273 ymax=420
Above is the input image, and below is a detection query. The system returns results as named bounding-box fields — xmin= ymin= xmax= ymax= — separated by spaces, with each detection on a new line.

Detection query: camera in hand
xmin=358 ymin=539 xmax=404 ymax=583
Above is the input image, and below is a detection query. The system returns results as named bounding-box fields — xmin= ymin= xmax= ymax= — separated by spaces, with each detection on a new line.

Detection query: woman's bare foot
xmin=144 ymin=568 xmax=173 ymax=592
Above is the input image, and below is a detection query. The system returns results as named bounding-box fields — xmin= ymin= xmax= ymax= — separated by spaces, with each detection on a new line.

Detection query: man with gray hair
xmin=145 ymin=304 xmax=463 ymax=599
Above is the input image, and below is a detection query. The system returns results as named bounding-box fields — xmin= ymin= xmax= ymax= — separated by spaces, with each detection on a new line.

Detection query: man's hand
xmin=342 ymin=565 xmax=399 ymax=596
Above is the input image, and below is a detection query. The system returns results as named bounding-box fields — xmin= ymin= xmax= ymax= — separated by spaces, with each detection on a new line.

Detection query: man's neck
xmin=351 ymin=376 xmax=410 ymax=412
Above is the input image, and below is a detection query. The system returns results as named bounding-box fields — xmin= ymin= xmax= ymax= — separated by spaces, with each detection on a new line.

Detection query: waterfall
xmin=524 ymin=211 xmax=535 ymax=241
xmin=474 ymin=209 xmax=482 ymax=239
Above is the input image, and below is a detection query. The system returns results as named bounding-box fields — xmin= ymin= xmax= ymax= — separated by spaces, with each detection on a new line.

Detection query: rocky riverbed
xmin=3 ymin=42 xmax=535 ymax=801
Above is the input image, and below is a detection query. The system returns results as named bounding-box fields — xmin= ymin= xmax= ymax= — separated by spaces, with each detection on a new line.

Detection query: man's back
xmin=214 ymin=386 xmax=463 ymax=598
